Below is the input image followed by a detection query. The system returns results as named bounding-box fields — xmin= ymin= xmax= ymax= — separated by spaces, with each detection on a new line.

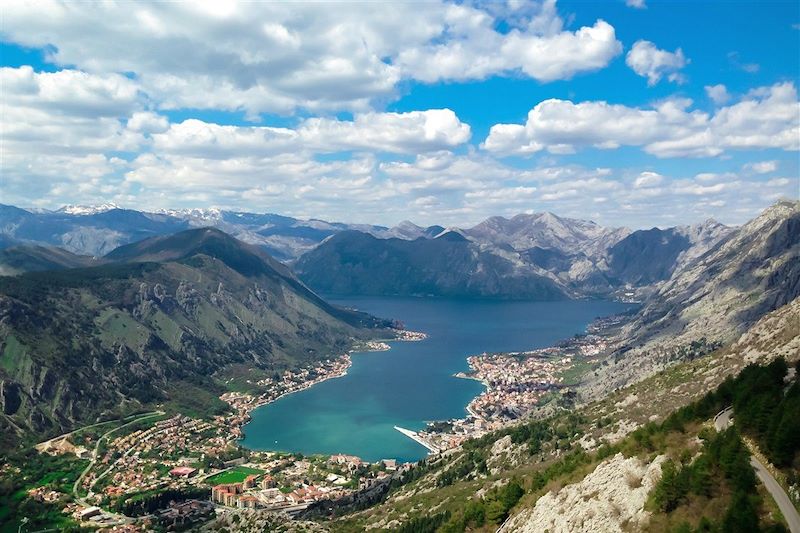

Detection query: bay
xmin=239 ymin=297 xmax=633 ymax=462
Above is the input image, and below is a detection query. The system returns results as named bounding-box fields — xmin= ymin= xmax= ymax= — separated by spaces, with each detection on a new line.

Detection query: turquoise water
xmin=240 ymin=297 xmax=633 ymax=462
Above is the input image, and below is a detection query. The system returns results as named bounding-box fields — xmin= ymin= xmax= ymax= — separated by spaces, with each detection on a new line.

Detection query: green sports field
xmin=205 ymin=465 xmax=264 ymax=485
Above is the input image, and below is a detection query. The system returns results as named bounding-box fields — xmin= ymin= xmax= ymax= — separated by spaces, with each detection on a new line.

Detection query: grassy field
xmin=205 ymin=465 xmax=264 ymax=485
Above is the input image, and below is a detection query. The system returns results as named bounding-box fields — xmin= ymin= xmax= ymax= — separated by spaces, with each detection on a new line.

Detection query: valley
xmin=0 ymin=200 xmax=797 ymax=533
xmin=3 ymin=3 xmax=798 ymax=531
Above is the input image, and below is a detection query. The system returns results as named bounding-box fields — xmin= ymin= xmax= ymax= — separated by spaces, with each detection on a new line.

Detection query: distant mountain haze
xmin=0 ymin=203 xmax=739 ymax=299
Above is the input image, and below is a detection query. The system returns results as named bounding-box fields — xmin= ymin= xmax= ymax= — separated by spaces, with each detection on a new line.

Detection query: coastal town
xmin=11 ymin=331 xmax=430 ymax=530
xmin=408 ymin=314 xmax=629 ymax=453
xmin=11 ymin=320 xmax=622 ymax=530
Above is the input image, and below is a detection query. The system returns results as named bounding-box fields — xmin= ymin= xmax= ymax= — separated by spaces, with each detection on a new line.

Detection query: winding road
xmin=714 ymin=407 xmax=800 ymax=533
xmin=71 ymin=411 xmax=165 ymax=524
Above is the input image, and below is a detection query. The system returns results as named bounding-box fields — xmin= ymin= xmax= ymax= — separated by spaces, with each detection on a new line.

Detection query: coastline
xmin=225 ymin=329 xmax=428 ymax=446
xmin=405 ymin=311 xmax=635 ymax=453
xmin=453 ymin=372 xmax=489 ymax=420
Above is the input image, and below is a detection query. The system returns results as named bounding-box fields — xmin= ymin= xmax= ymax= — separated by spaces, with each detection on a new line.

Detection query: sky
xmin=1 ymin=0 xmax=798 ymax=229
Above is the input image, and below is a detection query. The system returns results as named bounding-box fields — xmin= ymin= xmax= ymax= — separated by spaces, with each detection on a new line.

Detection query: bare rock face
xmin=500 ymin=453 xmax=665 ymax=533
xmin=583 ymin=201 xmax=799 ymax=399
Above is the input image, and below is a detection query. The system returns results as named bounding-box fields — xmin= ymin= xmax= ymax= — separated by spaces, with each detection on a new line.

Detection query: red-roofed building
xmin=169 ymin=466 xmax=197 ymax=478
xmin=237 ymin=495 xmax=259 ymax=509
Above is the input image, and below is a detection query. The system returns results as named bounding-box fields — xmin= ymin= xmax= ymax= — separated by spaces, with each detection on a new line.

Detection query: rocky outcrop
xmin=500 ymin=453 xmax=666 ymax=533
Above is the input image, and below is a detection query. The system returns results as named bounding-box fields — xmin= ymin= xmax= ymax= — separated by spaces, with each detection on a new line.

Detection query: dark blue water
xmin=240 ymin=297 xmax=632 ymax=462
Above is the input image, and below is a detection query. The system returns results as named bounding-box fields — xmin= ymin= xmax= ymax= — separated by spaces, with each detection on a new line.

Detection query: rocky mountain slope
xmin=464 ymin=212 xmax=631 ymax=258
xmin=583 ymin=200 xmax=799 ymax=398
xmin=0 ymin=228 xmax=390 ymax=447
xmin=606 ymin=220 xmax=732 ymax=286
xmin=295 ymin=212 xmax=735 ymax=299
xmin=499 ymin=453 xmax=666 ymax=532
xmin=294 ymin=230 xmax=568 ymax=299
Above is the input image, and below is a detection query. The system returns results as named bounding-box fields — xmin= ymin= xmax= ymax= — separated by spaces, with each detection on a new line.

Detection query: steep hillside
xmin=0 ymin=246 xmax=102 ymax=276
xmin=0 ymin=228 xmax=390 ymax=447
xmin=606 ymin=220 xmax=732 ymax=286
xmin=294 ymin=230 xmax=567 ymax=300
xmin=584 ymin=200 xmax=799 ymax=397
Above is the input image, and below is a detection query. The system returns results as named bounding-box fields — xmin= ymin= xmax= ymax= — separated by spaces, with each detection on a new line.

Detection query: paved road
xmin=751 ymin=456 xmax=800 ymax=533
xmin=713 ymin=407 xmax=800 ymax=533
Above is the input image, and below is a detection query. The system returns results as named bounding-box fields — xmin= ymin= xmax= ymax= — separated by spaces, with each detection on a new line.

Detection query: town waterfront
xmin=240 ymin=297 xmax=633 ymax=462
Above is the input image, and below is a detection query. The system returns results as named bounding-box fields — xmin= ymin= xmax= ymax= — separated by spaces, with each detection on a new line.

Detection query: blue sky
xmin=1 ymin=0 xmax=798 ymax=228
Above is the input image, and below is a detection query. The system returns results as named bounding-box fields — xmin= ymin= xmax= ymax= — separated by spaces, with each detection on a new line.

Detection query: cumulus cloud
xmin=626 ymin=0 xmax=647 ymax=8
xmin=396 ymin=9 xmax=622 ymax=83
xmin=626 ymin=40 xmax=688 ymax=85
xmin=483 ymin=82 xmax=800 ymax=158
xmin=634 ymin=171 xmax=664 ymax=188
xmin=705 ymin=84 xmax=730 ymax=105
xmin=743 ymin=160 xmax=778 ymax=174
xmin=0 ymin=66 xmax=148 ymax=193
xmin=3 ymin=0 xmax=621 ymax=115
xmin=127 ymin=112 xmax=169 ymax=134
xmin=152 ymin=109 xmax=470 ymax=158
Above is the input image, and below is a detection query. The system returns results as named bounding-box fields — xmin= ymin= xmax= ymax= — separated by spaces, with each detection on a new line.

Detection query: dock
xmin=394 ymin=426 xmax=441 ymax=454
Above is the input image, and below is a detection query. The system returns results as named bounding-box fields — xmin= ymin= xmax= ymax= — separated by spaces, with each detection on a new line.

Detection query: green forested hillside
xmin=0 ymin=228 xmax=390 ymax=450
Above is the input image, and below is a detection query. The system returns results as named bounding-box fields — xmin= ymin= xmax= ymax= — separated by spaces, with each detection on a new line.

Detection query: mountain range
xmin=0 ymin=204 xmax=434 ymax=261
xmin=0 ymin=204 xmax=737 ymax=300
xmin=296 ymin=213 xmax=736 ymax=300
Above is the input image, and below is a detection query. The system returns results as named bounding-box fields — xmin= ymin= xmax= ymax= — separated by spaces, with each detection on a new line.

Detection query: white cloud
xmin=766 ymin=178 xmax=791 ymax=187
xmin=743 ymin=160 xmax=778 ymax=174
xmin=626 ymin=0 xmax=647 ymax=8
xmin=152 ymin=109 xmax=470 ymax=158
xmin=626 ymin=40 xmax=688 ymax=86
xmin=396 ymin=11 xmax=622 ymax=83
xmin=3 ymin=0 xmax=621 ymax=116
xmin=127 ymin=112 xmax=169 ymax=134
xmin=633 ymin=171 xmax=663 ymax=188
xmin=0 ymin=66 xmax=147 ymax=191
xmin=483 ymin=82 xmax=800 ymax=158
xmin=705 ymin=84 xmax=730 ymax=105
xmin=300 ymin=109 xmax=471 ymax=153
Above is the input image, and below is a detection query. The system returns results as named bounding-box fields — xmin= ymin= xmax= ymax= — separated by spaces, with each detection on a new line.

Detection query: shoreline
xmin=226 ymin=329 xmax=428 ymax=447
xmin=407 ymin=311 xmax=636 ymax=453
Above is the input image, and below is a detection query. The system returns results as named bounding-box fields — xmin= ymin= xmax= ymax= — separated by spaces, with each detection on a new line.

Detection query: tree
xmin=485 ymin=499 xmax=508 ymax=524
xmin=722 ymin=492 xmax=759 ymax=533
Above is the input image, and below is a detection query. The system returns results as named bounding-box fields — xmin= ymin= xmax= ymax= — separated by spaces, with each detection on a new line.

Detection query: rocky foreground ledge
xmin=500 ymin=453 xmax=666 ymax=533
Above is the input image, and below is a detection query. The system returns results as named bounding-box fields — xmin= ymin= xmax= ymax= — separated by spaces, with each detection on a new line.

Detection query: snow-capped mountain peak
xmin=57 ymin=203 xmax=120 ymax=215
